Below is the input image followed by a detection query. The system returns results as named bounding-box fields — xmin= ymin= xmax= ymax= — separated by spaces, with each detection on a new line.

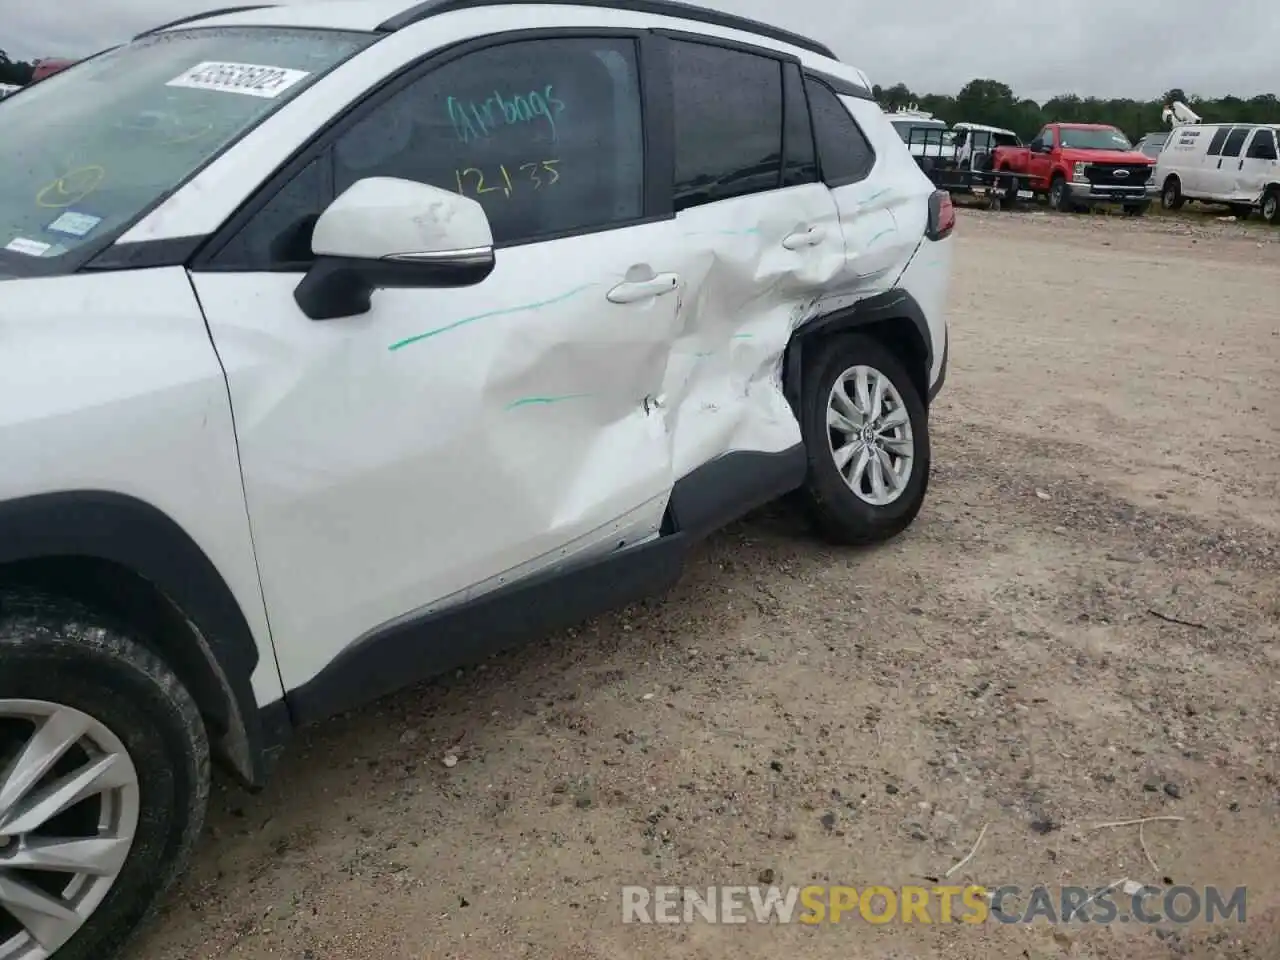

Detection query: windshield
xmin=1058 ymin=127 xmax=1133 ymax=151
xmin=0 ymin=27 xmax=374 ymax=270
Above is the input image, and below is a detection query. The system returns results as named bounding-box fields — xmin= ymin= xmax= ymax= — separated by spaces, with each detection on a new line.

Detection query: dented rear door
xmin=656 ymin=40 xmax=844 ymax=480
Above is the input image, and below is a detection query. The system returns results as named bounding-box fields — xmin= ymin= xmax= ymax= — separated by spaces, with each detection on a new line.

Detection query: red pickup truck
xmin=992 ymin=122 xmax=1157 ymax=215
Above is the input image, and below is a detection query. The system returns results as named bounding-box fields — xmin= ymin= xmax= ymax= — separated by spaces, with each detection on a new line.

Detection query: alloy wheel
xmin=826 ymin=364 xmax=915 ymax=507
xmin=0 ymin=700 xmax=140 ymax=960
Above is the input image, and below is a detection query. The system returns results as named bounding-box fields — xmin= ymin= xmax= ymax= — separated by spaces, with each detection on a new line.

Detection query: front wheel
xmin=1162 ymin=177 xmax=1185 ymax=210
xmin=0 ymin=591 xmax=210 ymax=960
xmin=1049 ymin=176 xmax=1071 ymax=212
xmin=799 ymin=333 xmax=930 ymax=545
xmin=1263 ymin=188 xmax=1280 ymax=224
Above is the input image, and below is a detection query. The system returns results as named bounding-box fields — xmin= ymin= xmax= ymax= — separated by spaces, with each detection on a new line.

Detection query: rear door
xmin=652 ymin=36 xmax=844 ymax=481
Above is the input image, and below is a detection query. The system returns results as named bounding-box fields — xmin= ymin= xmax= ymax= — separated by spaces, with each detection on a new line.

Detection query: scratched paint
xmin=387 ymin=283 xmax=596 ymax=351
xmin=504 ymin=393 xmax=591 ymax=410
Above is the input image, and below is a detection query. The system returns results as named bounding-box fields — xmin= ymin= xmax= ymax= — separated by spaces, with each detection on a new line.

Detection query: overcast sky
xmin=1 ymin=0 xmax=1274 ymax=102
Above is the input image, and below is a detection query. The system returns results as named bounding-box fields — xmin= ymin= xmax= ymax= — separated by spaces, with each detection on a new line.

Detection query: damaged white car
xmin=0 ymin=0 xmax=953 ymax=956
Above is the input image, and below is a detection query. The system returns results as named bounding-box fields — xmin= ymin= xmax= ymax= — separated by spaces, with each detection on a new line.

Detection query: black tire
xmin=1124 ymin=202 xmax=1149 ymax=217
xmin=1162 ymin=176 xmax=1185 ymax=210
xmin=0 ymin=590 xmax=210 ymax=960
xmin=1048 ymin=175 xmax=1071 ymax=212
xmin=798 ymin=333 xmax=931 ymax=545
xmin=999 ymin=171 xmax=1020 ymax=209
xmin=1263 ymin=188 xmax=1280 ymax=225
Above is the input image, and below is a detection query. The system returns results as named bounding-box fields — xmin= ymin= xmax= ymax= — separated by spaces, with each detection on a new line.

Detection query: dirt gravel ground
xmin=129 ymin=209 xmax=1279 ymax=960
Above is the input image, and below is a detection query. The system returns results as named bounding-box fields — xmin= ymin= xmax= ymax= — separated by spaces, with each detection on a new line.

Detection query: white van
xmin=1156 ymin=122 xmax=1280 ymax=222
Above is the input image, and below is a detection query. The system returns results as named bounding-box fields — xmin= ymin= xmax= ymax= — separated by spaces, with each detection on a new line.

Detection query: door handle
xmin=607 ymin=273 xmax=678 ymax=304
xmin=782 ymin=225 xmax=825 ymax=250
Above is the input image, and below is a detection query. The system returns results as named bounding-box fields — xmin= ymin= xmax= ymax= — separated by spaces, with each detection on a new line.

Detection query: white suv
xmin=0 ymin=1 xmax=952 ymax=956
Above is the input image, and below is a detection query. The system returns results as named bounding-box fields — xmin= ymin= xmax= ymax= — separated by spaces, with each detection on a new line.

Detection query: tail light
xmin=927 ymin=190 xmax=956 ymax=241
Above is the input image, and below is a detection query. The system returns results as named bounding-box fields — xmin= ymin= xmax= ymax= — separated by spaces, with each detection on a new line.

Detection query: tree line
xmin=874 ymin=79 xmax=1280 ymax=142
xmin=0 ymin=50 xmax=34 ymax=85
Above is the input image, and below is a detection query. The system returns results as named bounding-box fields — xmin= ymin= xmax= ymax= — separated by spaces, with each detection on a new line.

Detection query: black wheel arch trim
xmin=786 ymin=288 xmax=936 ymax=414
xmin=0 ymin=491 xmax=279 ymax=786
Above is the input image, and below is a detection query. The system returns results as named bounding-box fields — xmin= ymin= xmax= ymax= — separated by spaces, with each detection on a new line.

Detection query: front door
xmin=189 ymin=32 xmax=679 ymax=695
xmin=1208 ymin=126 xmax=1251 ymax=200
xmin=1235 ymin=128 xmax=1278 ymax=203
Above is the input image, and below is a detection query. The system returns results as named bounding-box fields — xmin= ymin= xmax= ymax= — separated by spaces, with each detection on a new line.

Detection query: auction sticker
xmin=166 ymin=61 xmax=310 ymax=99
xmin=47 ymin=210 xmax=102 ymax=237
xmin=5 ymin=237 xmax=51 ymax=256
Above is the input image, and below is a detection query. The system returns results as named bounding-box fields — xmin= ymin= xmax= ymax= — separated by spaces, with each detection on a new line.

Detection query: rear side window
xmin=1206 ymin=127 xmax=1230 ymax=156
xmin=805 ymin=79 xmax=875 ymax=185
xmin=1220 ymin=127 xmax=1250 ymax=158
xmin=668 ymin=39 xmax=782 ymax=211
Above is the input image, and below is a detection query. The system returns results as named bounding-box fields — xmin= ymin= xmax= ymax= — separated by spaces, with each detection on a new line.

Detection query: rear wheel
xmin=0 ymin=591 xmax=209 ymax=960
xmin=1263 ymin=188 xmax=1280 ymax=224
xmin=799 ymin=334 xmax=930 ymax=545
xmin=1162 ymin=176 xmax=1185 ymax=210
xmin=1000 ymin=171 xmax=1020 ymax=209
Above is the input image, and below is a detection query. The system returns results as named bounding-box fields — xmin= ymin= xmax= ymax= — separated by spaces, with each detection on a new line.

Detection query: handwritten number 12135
xmin=455 ymin=160 xmax=560 ymax=199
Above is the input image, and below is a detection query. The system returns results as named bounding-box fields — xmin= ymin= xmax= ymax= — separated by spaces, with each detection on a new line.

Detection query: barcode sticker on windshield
xmin=5 ymin=237 xmax=51 ymax=257
xmin=166 ymin=61 xmax=310 ymax=99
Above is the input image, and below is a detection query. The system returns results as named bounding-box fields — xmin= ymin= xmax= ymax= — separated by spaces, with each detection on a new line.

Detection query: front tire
xmin=1263 ymin=188 xmax=1280 ymax=224
xmin=1049 ymin=175 xmax=1071 ymax=212
xmin=799 ymin=334 xmax=931 ymax=545
xmin=1162 ymin=176 xmax=1185 ymax=210
xmin=0 ymin=591 xmax=210 ymax=960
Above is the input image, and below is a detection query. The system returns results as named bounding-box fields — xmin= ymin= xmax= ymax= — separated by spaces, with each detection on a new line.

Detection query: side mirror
xmin=294 ymin=177 xmax=495 ymax=321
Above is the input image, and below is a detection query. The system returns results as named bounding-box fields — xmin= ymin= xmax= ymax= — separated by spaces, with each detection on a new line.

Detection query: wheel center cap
xmin=861 ymin=424 xmax=876 ymax=444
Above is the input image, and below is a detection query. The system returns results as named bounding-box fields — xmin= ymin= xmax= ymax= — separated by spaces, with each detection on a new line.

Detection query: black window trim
xmin=193 ymin=26 xmax=669 ymax=272
xmin=780 ymin=61 xmax=818 ymax=189
xmin=801 ymin=72 xmax=876 ymax=188
xmin=803 ymin=67 xmax=873 ymax=101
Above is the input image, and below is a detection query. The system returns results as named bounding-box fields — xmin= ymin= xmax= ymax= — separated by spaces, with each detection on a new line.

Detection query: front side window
xmin=332 ymin=36 xmax=644 ymax=245
xmin=1247 ymin=129 xmax=1278 ymax=160
xmin=1057 ymin=126 xmax=1132 ymax=150
xmin=0 ymin=26 xmax=373 ymax=274
xmin=669 ymin=40 xmax=783 ymax=211
xmin=1036 ymin=127 xmax=1055 ymax=148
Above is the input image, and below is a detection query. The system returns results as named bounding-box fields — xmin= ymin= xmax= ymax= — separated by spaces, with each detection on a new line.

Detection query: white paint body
xmin=1156 ymin=122 xmax=1280 ymax=206
xmin=0 ymin=0 xmax=950 ymax=704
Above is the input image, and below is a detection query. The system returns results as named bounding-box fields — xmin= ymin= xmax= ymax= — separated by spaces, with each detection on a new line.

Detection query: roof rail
xmin=134 ymin=5 xmax=277 ymax=39
xmin=377 ymin=0 xmax=837 ymax=60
